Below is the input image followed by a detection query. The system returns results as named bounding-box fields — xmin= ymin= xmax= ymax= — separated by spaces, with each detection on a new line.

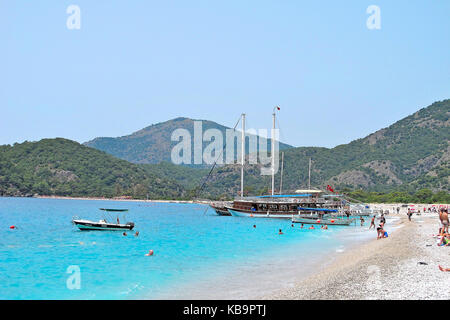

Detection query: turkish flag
xmin=327 ymin=185 xmax=334 ymax=193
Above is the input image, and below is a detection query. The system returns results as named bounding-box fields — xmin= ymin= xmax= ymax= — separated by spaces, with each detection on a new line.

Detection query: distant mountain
xmin=84 ymin=117 xmax=293 ymax=165
xmin=0 ymin=139 xmax=185 ymax=199
xmin=200 ymin=99 xmax=450 ymax=198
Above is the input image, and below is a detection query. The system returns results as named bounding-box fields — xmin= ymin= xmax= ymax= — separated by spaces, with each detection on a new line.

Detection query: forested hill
xmin=84 ymin=117 xmax=293 ymax=165
xmin=200 ymin=99 xmax=450 ymax=198
xmin=0 ymin=138 xmax=185 ymax=199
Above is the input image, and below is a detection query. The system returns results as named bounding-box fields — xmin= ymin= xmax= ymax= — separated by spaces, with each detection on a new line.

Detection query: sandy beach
xmin=268 ymin=213 xmax=450 ymax=300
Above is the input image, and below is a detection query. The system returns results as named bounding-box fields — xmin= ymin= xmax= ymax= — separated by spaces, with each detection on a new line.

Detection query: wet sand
xmin=268 ymin=214 xmax=450 ymax=300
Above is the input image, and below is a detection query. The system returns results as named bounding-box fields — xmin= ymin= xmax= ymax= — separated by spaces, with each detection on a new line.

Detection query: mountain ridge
xmin=84 ymin=117 xmax=294 ymax=165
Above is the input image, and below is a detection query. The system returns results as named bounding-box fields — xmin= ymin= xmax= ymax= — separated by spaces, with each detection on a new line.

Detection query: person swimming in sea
xmin=300 ymin=223 xmax=304 ymax=229
xmin=309 ymin=225 xmax=315 ymax=230
xmin=278 ymin=229 xmax=283 ymax=235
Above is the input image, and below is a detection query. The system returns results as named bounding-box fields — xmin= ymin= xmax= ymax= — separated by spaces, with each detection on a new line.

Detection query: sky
xmin=1 ymin=0 xmax=449 ymax=148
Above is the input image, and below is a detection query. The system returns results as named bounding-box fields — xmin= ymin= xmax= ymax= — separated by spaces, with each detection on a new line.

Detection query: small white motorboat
xmin=72 ymin=218 xmax=135 ymax=231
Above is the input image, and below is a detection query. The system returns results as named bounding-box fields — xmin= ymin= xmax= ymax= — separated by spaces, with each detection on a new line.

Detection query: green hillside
xmin=84 ymin=117 xmax=293 ymax=165
xmin=0 ymin=100 xmax=448 ymax=203
xmin=0 ymin=138 xmax=185 ymax=199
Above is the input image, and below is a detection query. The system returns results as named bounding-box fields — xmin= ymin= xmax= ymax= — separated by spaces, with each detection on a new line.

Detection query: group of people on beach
xmin=369 ymin=213 xmax=387 ymax=239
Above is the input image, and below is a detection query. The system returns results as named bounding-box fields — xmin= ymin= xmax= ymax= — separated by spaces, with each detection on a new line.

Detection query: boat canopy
xmin=297 ymin=207 xmax=338 ymax=212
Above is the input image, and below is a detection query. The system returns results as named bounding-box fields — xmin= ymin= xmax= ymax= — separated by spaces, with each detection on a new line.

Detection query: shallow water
xmin=0 ymin=197 xmax=391 ymax=299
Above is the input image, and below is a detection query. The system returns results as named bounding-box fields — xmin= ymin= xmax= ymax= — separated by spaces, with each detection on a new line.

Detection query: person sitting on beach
xmin=438 ymin=234 xmax=450 ymax=246
xmin=439 ymin=265 xmax=450 ymax=272
xmin=369 ymin=216 xmax=376 ymax=229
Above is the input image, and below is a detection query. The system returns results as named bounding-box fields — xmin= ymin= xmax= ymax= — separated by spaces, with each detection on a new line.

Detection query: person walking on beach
xmin=439 ymin=209 xmax=449 ymax=233
xmin=360 ymin=217 xmax=365 ymax=227
xmin=407 ymin=208 xmax=412 ymax=222
xmin=369 ymin=216 xmax=376 ymax=229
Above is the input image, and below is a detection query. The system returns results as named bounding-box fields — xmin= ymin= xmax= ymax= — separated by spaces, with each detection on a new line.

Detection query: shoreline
xmin=2 ymin=196 xmax=448 ymax=209
xmin=29 ymin=195 xmax=210 ymax=204
xmin=268 ymin=214 xmax=449 ymax=300
xmin=150 ymin=215 xmax=402 ymax=300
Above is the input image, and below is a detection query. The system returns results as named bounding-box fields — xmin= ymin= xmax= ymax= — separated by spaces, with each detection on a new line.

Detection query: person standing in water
xmin=380 ymin=213 xmax=386 ymax=225
xmin=369 ymin=216 xmax=376 ymax=229
xmin=407 ymin=208 xmax=413 ymax=221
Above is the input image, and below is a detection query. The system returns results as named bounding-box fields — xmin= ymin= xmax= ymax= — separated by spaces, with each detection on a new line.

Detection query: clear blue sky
xmin=1 ymin=1 xmax=449 ymax=147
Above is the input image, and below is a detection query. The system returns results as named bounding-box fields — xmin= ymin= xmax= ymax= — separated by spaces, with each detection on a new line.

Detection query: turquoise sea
xmin=0 ymin=197 xmax=392 ymax=299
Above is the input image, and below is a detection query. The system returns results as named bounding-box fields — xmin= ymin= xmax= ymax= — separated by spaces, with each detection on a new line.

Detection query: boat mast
xmin=241 ymin=113 xmax=245 ymax=198
xmin=279 ymin=152 xmax=284 ymax=195
xmin=308 ymin=158 xmax=311 ymax=189
xmin=271 ymin=106 xmax=278 ymax=196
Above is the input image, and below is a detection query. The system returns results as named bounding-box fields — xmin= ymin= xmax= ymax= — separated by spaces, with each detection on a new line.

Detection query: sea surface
xmin=0 ymin=197 xmax=396 ymax=299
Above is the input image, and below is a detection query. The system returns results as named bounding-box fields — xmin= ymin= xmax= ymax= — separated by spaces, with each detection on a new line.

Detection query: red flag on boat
xmin=326 ymin=185 xmax=334 ymax=193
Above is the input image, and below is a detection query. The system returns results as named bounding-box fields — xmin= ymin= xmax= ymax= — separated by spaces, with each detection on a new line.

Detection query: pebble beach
xmin=268 ymin=210 xmax=450 ymax=300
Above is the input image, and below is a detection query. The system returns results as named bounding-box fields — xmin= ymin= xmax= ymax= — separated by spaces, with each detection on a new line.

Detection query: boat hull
xmin=210 ymin=205 xmax=232 ymax=216
xmin=292 ymin=216 xmax=354 ymax=225
xmin=227 ymin=208 xmax=293 ymax=219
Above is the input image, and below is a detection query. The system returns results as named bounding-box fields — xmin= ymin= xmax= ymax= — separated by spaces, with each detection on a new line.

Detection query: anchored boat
xmin=72 ymin=218 xmax=135 ymax=231
xmin=73 ymin=208 xmax=134 ymax=231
